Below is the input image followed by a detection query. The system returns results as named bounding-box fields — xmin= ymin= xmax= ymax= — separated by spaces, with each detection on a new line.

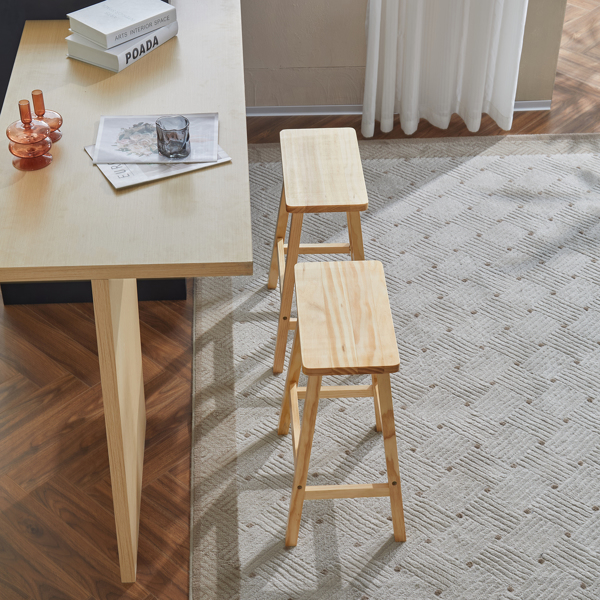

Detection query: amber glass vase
xmin=6 ymin=100 xmax=52 ymax=171
xmin=6 ymin=99 xmax=50 ymax=143
xmin=32 ymin=89 xmax=63 ymax=142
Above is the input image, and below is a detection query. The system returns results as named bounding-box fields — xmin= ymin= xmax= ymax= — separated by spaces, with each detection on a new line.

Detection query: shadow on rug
xmin=192 ymin=135 xmax=600 ymax=600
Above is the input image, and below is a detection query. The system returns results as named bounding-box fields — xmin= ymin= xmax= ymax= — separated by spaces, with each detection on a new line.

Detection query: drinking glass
xmin=156 ymin=115 xmax=190 ymax=159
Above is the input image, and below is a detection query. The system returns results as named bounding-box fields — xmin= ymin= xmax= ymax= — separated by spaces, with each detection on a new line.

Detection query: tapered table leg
xmin=92 ymin=279 xmax=146 ymax=583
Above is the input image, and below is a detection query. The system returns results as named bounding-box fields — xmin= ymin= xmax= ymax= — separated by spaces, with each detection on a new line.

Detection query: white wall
xmin=242 ymin=0 xmax=567 ymax=107
xmin=517 ymin=0 xmax=567 ymax=101
xmin=242 ymin=0 xmax=367 ymax=106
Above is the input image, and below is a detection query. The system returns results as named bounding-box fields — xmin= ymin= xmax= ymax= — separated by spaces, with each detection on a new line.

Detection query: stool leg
xmin=377 ymin=373 xmax=406 ymax=542
xmin=273 ymin=213 xmax=303 ymax=374
xmin=278 ymin=331 xmax=302 ymax=435
xmin=286 ymin=374 xmax=322 ymax=546
xmin=347 ymin=212 xmax=365 ymax=261
xmin=372 ymin=374 xmax=383 ymax=432
xmin=268 ymin=186 xmax=289 ymax=290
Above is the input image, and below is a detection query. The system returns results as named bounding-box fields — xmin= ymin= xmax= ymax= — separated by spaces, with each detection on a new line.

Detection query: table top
xmin=0 ymin=0 xmax=253 ymax=282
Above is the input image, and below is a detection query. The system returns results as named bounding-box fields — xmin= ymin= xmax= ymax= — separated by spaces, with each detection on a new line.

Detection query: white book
xmin=66 ymin=21 xmax=178 ymax=73
xmin=67 ymin=0 xmax=176 ymax=49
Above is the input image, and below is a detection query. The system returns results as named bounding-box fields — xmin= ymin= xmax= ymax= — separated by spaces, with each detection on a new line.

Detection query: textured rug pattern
xmin=192 ymin=135 xmax=600 ymax=600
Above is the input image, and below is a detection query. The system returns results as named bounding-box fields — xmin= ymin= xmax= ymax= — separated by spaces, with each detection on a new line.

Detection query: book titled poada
xmin=67 ymin=0 xmax=176 ymax=49
xmin=67 ymin=21 xmax=178 ymax=73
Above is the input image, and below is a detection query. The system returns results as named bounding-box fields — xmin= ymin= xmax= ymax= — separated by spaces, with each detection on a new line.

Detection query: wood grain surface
xmin=0 ymin=2 xmax=594 ymax=596
xmin=0 ymin=0 xmax=252 ymax=282
xmin=280 ymin=128 xmax=368 ymax=213
xmin=92 ymin=279 xmax=145 ymax=582
xmin=0 ymin=281 xmax=193 ymax=599
xmin=295 ymin=261 xmax=400 ymax=375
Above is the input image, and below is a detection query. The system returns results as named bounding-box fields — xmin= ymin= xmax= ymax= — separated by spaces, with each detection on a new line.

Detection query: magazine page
xmin=92 ymin=113 xmax=218 ymax=164
xmin=86 ymin=145 xmax=231 ymax=189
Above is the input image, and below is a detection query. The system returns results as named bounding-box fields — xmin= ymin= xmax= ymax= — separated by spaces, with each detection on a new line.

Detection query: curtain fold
xmin=361 ymin=0 xmax=529 ymax=137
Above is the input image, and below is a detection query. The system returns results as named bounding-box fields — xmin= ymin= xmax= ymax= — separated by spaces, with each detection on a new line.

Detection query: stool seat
xmin=281 ymin=128 xmax=368 ymax=213
xmin=296 ymin=261 xmax=400 ymax=375
xmin=268 ymin=127 xmax=368 ymax=373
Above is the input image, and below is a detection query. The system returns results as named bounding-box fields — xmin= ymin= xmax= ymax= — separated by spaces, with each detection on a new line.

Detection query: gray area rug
xmin=191 ymin=135 xmax=600 ymax=600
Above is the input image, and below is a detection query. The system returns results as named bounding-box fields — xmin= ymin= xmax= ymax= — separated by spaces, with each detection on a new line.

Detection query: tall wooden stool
xmin=278 ymin=260 xmax=406 ymax=546
xmin=268 ymin=127 xmax=368 ymax=374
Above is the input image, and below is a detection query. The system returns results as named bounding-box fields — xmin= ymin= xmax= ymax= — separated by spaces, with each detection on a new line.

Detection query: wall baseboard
xmin=513 ymin=100 xmax=552 ymax=111
xmin=246 ymin=105 xmax=363 ymax=117
xmin=246 ymin=100 xmax=551 ymax=117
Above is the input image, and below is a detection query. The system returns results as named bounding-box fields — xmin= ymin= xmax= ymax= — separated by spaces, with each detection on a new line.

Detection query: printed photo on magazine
xmin=92 ymin=113 xmax=218 ymax=164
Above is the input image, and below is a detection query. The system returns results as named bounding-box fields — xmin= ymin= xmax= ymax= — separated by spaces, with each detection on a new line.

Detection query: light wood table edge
xmin=0 ymin=261 xmax=253 ymax=283
xmin=300 ymin=363 xmax=400 ymax=376
xmin=284 ymin=203 xmax=368 ymax=214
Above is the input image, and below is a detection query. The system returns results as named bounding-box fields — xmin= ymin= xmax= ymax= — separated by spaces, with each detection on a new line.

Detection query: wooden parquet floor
xmin=0 ymin=2 xmax=598 ymax=597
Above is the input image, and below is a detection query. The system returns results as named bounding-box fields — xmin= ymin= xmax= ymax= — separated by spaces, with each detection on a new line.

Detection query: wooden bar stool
xmin=278 ymin=260 xmax=406 ymax=546
xmin=267 ymin=127 xmax=368 ymax=374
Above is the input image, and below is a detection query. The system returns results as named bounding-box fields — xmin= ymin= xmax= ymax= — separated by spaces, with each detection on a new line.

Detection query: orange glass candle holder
xmin=6 ymin=100 xmax=52 ymax=170
xmin=6 ymin=99 xmax=50 ymax=144
xmin=32 ymin=89 xmax=63 ymax=143
xmin=9 ymin=141 xmax=53 ymax=171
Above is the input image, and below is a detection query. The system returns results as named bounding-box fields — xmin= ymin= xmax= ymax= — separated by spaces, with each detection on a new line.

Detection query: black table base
xmin=1 ymin=279 xmax=187 ymax=305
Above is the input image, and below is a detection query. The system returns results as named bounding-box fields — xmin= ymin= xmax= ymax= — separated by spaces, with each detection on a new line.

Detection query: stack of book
xmin=66 ymin=0 xmax=177 ymax=73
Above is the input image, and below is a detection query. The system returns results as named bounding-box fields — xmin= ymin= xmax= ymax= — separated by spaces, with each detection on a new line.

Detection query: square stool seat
xmin=295 ymin=260 xmax=400 ymax=375
xmin=281 ymin=128 xmax=369 ymax=213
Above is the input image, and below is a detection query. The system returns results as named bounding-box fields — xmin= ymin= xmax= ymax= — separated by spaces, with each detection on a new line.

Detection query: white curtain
xmin=362 ymin=0 xmax=529 ymax=137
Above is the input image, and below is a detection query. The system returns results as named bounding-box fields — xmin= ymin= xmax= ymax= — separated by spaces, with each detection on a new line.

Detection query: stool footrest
xmin=304 ymin=483 xmax=390 ymax=500
xmin=284 ymin=243 xmax=351 ymax=255
xmin=297 ymin=384 xmax=373 ymax=399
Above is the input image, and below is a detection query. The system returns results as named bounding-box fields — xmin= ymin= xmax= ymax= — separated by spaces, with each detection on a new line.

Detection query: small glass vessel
xmin=6 ymin=100 xmax=52 ymax=170
xmin=156 ymin=115 xmax=191 ymax=159
xmin=9 ymin=139 xmax=53 ymax=171
xmin=6 ymin=99 xmax=50 ymax=144
xmin=31 ymin=89 xmax=63 ymax=142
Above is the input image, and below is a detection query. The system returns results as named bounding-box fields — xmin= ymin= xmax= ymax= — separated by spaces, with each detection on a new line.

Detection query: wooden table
xmin=0 ymin=0 xmax=252 ymax=583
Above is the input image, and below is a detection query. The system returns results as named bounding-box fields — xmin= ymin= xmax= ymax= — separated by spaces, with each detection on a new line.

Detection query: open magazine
xmin=92 ymin=113 xmax=218 ymax=164
xmin=85 ymin=145 xmax=231 ymax=189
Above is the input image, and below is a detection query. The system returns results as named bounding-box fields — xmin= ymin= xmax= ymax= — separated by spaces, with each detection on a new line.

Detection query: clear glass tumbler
xmin=156 ymin=115 xmax=190 ymax=159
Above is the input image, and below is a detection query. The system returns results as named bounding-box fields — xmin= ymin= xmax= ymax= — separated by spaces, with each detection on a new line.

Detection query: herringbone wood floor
xmin=0 ymin=3 xmax=598 ymax=597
